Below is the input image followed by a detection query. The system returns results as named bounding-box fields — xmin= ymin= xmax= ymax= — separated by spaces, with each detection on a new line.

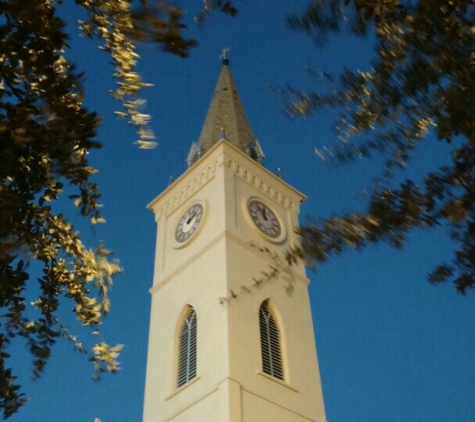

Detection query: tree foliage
xmin=287 ymin=0 xmax=475 ymax=293
xmin=0 ymin=0 xmax=236 ymax=417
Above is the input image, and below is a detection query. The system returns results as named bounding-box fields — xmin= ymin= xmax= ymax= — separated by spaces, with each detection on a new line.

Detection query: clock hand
xmin=186 ymin=213 xmax=196 ymax=224
xmin=259 ymin=205 xmax=267 ymax=221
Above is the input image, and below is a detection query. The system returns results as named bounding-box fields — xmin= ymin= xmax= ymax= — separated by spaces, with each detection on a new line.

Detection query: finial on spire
xmin=220 ymin=47 xmax=231 ymax=65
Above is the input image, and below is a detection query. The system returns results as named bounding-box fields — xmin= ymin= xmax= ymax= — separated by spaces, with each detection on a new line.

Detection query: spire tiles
xmin=187 ymin=59 xmax=265 ymax=167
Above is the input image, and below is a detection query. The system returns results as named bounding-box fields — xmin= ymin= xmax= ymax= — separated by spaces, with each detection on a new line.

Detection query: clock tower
xmin=143 ymin=59 xmax=326 ymax=422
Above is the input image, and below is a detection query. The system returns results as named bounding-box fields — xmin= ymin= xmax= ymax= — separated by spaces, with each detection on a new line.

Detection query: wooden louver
xmin=259 ymin=301 xmax=284 ymax=380
xmin=177 ymin=307 xmax=197 ymax=387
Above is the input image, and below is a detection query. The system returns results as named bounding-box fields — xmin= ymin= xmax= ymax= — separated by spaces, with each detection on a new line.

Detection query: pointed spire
xmin=196 ymin=59 xmax=257 ymax=155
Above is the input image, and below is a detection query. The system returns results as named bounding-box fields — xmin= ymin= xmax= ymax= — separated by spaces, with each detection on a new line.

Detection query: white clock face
xmin=175 ymin=203 xmax=204 ymax=243
xmin=248 ymin=200 xmax=282 ymax=239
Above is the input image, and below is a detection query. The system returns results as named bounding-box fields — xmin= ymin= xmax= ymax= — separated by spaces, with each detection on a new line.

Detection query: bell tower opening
xmin=259 ymin=300 xmax=285 ymax=381
xmin=176 ymin=306 xmax=197 ymax=388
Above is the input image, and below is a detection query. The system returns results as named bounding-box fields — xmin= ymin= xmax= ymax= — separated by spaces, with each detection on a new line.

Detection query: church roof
xmin=196 ymin=59 xmax=257 ymax=155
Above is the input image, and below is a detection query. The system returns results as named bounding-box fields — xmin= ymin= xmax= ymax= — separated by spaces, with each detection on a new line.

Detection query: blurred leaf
xmin=287 ymin=0 xmax=475 ymax=294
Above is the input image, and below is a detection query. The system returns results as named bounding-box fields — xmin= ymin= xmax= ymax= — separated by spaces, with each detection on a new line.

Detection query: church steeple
xmin=144 ymin=57 xmax=326 ymax=422
xmin=187 ymin=59 xmax=265 ymax=166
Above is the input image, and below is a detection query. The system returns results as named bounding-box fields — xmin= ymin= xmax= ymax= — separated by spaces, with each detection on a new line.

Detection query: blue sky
xmin=8 ymin=1 xmax=475 ymax=421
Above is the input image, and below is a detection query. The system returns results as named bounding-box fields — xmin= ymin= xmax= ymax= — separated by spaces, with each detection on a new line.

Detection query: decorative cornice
xmin=149 ymin=156 xmax=223 ymax=220
xmin=226 ymin=156 xmax=299 ymax=212
xmin=148 ymin=140 xmax=306 ymax=219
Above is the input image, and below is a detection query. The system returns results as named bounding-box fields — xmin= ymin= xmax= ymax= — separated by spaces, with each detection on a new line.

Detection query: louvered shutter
xmin=259 ymin=301 xmax=284 ymax=380
xmin=177 ymin=307 xmax=197 ymax=387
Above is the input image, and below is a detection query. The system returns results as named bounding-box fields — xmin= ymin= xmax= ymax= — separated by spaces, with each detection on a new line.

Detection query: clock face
xmin=248 ymin=200 xmax=282 ymax=239
xmin=175 ymin=203 xmax=204 ymax=243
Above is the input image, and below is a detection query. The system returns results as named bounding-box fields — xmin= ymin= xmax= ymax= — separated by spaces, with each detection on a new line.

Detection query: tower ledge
xmin=149 ymin=140 xmax=305 ymax=221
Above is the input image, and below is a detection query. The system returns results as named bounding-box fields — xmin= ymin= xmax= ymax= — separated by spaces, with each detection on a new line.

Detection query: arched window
xmin=177 ymin=307 xmax=197 ymax=387
xmin=259 ymin=300 xmax=284 ymax=380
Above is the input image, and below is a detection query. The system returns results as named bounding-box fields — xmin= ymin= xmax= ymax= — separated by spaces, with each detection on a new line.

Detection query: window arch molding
xmin=258 ymin=299 xmax=286 ymax=381
xmin=175 ymin=305 xmax=198 ymax=388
